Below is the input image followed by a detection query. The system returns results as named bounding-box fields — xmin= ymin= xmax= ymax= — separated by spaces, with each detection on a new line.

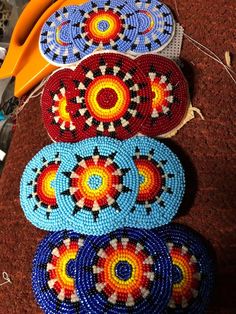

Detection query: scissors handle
xmin=14 ymin=0 xmax=56 ymax=47
xmin=0 ymin=0 xmax=87 ymax=97
xmin=0 ymin=0 xmax=61 ymax=79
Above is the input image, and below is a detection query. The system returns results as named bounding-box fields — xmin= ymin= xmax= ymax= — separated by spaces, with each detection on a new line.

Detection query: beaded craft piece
xmin=123 ymin=136 xmax=185 ymax=229
xmin=41 ymin=69 xmax=81 ymax=143
xmin=56 ymin=137 xmax=139 ymax=235
xmin=156 ymin=224 xmax=215 ymax=313
xmin=136 ymin=55 xmax=189 ymax=137
xmin=71 ymin=0 xmax=139 ymax=54
xmin=39 ymin=6 xmax=83 ymax=65
xmin=130 ymin=0 xmax=175 ymax=54
xmin=68 ymin=52 xmax=151 ymax=139
xmin=20 ymin=144 xmax=70 ymax=231
xmin=75 ymin=228 xmax=172 ymax=313
xmin=32 ymin=230 xmax=86 ymax=313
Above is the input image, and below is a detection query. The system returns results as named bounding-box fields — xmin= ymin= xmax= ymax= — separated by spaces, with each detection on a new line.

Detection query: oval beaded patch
xmin=156 ymin=224 xmax=215 ymax=314
xmin=20 ymin=144 xmax=70 ymax=231
xmin=32 ymin=230 xmax=87 ymax=313
xmin=123 ymin=136 xmax=185 ymax=229
xmin=75 ymin=228 xmax=172 ymax=313
xmin=71 ymin=0 xmax=139 ymax=54
xmin=56 ymin=137 xmax=139 ymax=235
xmin=136 ymin=55 xmax=189 ymax=137
xmin=41 ymin=68 xmax=82 ymax=143
xmin=67 ymin=52 xmax=152 ymax=139
xmin=39 ymin=6 xmax=83 ymax=65
xmin=130 ymin=0 xmax=175 ymax=53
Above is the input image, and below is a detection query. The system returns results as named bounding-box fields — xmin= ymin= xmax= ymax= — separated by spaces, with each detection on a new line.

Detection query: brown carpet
xmin=0 ymin=0 xmax=235 ymax=313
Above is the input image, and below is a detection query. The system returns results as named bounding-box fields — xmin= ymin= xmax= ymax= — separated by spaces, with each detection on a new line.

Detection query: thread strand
xmin=0 ymin=272 xmax=12 ymax=286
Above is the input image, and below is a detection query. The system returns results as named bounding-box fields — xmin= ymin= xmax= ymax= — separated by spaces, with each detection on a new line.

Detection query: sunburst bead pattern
xmin=136 ymin=54 xmax=189 ymax=137
xmin=41 ymin=68 xmax=82 ymax=143
xmin=156 ymin=224 xmax=215 ymax=314
xmin=71 ymin=0 xmax=139 ymax=55
xmin=75 ymin=228 xmax=172 ymax=313
xmin=56 ymin=137 xmax=139 ymax=235
xmin=123 ymin=136 xmax=185 ymax=229
xmin=129 ymin=0 xmax=175 ymax=54
xmin=20 ymin=144 xmax=71 ymax=231
xmin=32 ymin=230 xmax=87 ymax=313
xmin=68 ymin=52 xmax=152 ymax=139
xmin=39 ymin=6 xmax=83 ymax=66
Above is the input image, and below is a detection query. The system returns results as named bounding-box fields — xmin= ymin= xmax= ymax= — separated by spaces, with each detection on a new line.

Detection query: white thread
xmin=173 ymin=0 xmax=180 ymax=17
xmin=15 ymin=78 xmax=47 ymax=117
xmin=183 ymin=33 xmax=235 ymax=75
xmin=183 ymin=33 xmax=236 ymax=85
xmin=172 ymin=2 xmax=235 ymax=82
xmin=171 ymin=0 xmax=236 ymax=85
xmin=192 ymin=106 xmax=205 ymax=120
xmin=0 ymin=272 xmax=12 ymax=286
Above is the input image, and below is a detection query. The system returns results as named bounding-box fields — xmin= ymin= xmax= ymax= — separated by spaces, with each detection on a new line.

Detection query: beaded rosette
xmin=41 ymin=68 xmax=81 ymax=143
xmin=156 ymin=224 xmax=215 ymax=313
xmin=39 ymin=6 xmax=82 ymax=65
xmin=130 ymin=0 xmax=175 ymax=53
xmin=20 ymin=144 xmax=70 ymax=231
xmin=56 ymin=137 xmax=139 ymax=235
xmin=75 ymin=228 xmax=172 ymax=313
xmin=137 ymin=54 xmax=189 ymax=137
xmin=71 ymin=0 xmax=139 ymax=54
xmin=32 ymin=230 xmax=86 ymax=313
xmin=123 ymin=136 xmax=185 ymax=229
xmin=67 ymin=52 xmax=151 ymax=139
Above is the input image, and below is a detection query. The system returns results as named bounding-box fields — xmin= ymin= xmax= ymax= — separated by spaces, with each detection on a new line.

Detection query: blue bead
xmin=115 ymin=261 xmax=133 ymax=281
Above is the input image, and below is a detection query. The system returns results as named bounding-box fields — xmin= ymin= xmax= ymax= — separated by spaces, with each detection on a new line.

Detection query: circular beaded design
xmin=75 ymin=228 xmax=172 ymax=313
xmin=39 ymin=6 xmax=83 ymax=65
xmin=68 ymin=52 xmax=151 ymax=139
xmin=56 ymin=137 xmax=139 ymax=235
xmin=20 ymin=144 xmax=71 ymax=231
xmin=130 ymin=0 xmax=175 ymax=53
xmin=41 ymin=69 xmax=82 ymax=143
xmin=156 ymin=224 xmax=215 ymax=313
xmin=32 ymin=230 xmax=86 ymax=313
xmin=136 ymin=55 xmax=189 ymax=137
xmin=123 ymin=136 xmax=185 ymax=229
xmin=71 ymin=0 xmax=139 ymax=54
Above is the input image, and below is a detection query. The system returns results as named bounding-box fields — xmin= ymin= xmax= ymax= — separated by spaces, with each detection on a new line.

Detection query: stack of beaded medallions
xmin=39 ymin=0 xmax=175 ymax=66
xmin=41 ymin=51 xmax=190 ymax=142
xmin=19 ymin=0 xmax=215 ymax=313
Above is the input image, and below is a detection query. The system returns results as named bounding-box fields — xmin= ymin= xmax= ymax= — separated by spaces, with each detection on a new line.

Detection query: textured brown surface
xmin=0 ymin=1 xmax=236 ymax=313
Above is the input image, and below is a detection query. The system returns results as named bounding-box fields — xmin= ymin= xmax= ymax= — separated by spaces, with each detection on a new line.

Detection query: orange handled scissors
xmin=0 ymin=0 xmax=87 ymax=98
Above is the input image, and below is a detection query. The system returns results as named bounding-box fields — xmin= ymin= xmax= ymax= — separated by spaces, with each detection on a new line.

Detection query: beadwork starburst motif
xmin=61 ymin=146 xmax=132 ymax=222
